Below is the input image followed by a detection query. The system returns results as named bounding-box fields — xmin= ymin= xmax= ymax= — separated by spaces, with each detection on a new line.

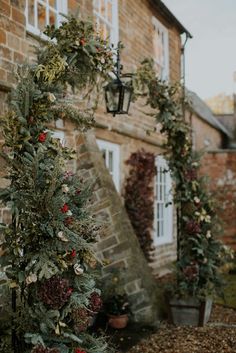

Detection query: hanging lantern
xmin=104 ymin=45 xmax=133 ymax=116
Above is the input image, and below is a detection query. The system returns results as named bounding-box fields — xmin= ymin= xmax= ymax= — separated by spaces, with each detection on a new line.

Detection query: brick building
xmin=186 ymin=90 xmax=232 ymax=150
xmin=0 ymin=0 xmax=192 ymax=322
xmin=1 ymin=0 xmax=234 ymax=322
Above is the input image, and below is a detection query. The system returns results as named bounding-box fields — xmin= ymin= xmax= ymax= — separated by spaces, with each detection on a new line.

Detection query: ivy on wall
xmin=124 ymin=149 xmax=155 ymax=259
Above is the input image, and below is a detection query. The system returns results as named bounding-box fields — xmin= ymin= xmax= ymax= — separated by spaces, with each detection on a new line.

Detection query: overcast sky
xmin=163 ymin=0 xmax=236 ymax=100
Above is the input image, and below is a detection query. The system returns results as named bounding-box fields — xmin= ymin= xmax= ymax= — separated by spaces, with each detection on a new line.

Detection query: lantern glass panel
xmin=122 ymin=85 xmax=132 ymax=113
xmin=105 ymin=82 xmax=121 ymax=112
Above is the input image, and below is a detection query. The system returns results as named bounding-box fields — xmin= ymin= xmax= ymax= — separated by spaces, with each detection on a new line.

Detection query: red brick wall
xmin=201 ymin=151 xmax=236 ymax=249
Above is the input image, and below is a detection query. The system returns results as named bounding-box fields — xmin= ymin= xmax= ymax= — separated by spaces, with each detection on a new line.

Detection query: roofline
xmin=186 ymin=89 xmax=233 ymax=138
xmin=195 ymin=112 xmax=232 ymax=138
xmin=214 ymin=113 xmax=234 ymax=117
xmin=153 ymin=0 xmax=193 ymax=38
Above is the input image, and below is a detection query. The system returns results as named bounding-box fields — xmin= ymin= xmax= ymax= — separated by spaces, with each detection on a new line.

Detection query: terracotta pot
xmin=166 ymin=296 xmax=212 ymax=327
xmin=107 ymin=314 xmax=129 ymax=329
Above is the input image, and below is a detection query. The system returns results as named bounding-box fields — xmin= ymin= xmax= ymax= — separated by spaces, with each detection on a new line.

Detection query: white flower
xmin=205 ymin=215 xmax=211 ymax=223
xmin=203 ymin=258 xmax=208 ymax=264
xmin=74 ymin=263 xmax=84 ymax=275
xmin=194 ymin=196 xmax=200 ymax=204
xmin=26 ymin=273 xmax=37 ymax=285
xmin=57 ymin=231 xmax=69 ymax=242
xmin=47 ymin=92 xmax=56 ymax=102
xmin=206 ymin=230 xmax=211 ymax=239
xmin=192 ymin=162 xmax=199 ymax=167
xmin=66 ymin=210 xmax=72 ymax=216
xmin=62 ymin=184 xmax=69 ymax=193
xmin=101 ymin=57 xmax=105 ymax=64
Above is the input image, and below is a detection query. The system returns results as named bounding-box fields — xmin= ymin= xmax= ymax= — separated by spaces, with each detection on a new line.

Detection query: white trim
xmin=152 ymin=16 xmax=169 ymax=81
xmin=97 ymin=139 xmax=120 ymax=192
xmin=153 ymin=156 xmax=173 ymax=245
xmin=50 ymin=130 xmax=66 ymax=146
xmin=25 ymin=0 xmax=68 ymax=38
xmin=93 ymin=0 xmax=119 ymax=47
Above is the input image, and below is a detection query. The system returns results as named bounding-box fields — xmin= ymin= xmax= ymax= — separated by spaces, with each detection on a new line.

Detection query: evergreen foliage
xmin=133 ymin=59 xmax=232 ymax=298
xmin=0 ymin=16 xmax=114 ymax=353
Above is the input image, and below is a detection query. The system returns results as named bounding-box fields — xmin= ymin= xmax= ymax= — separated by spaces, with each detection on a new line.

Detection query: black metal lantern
xmin=104 ymin=46 xmax=133 ymax=116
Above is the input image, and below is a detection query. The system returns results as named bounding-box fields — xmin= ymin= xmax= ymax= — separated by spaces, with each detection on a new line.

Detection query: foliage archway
xmin=0 ymin=17 xmax=114 ymax=353
xmin=132 ymin=60 xmax=228 ymax=297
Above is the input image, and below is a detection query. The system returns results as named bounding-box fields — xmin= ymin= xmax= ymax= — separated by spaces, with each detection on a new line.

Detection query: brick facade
xmin=201 ymin=151 xmax=236 ymax=249
xmin=189 ymin=112 xmax=223 ymax=150
xmin=0 ymin=0 xmax=199 ymax=321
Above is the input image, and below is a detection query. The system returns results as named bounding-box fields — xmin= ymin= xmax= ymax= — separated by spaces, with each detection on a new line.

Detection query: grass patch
xmin=216 ymin=273 xmax=236 ymax=308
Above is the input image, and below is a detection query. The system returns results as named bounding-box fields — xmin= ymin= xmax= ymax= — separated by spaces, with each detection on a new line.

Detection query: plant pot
xmin=107 ymin=314 xmax=129 ymax=329
xmin=166 ymin=296 xmax=212 ymax=326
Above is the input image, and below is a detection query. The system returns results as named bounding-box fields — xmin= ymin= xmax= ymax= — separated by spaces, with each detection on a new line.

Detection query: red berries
xmin=61 ymin=204 xmax=69 ymax=213
xmin=75 ymin=349 xmax=86 ymax=353
xmin=38 ymin=132 xmax=47 ymax=142
xmin=71 ymin=249 xmax=76 ymax=258
xmin=80 ymin=38 xmax=86 ymax=46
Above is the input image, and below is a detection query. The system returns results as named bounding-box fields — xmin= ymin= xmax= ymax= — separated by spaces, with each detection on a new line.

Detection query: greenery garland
xmin=133 ymin=60 xmax=231 ymax=298
xmin=0 ymin=17 xmax=114 ymax=353
xmin=124 ymin=149 xmax=155 ymax=259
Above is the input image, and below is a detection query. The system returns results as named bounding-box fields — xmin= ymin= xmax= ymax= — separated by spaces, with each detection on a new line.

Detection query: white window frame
xmin=153 ymin=156 xmax=173 ymax=245
xmin=51 ymin=130 xmax=65 ymax=146
xmin=97 ymin=139 xmax=120 ymax=192
xmin=152 ymin=16 xmax=169 ymax=81
xmin=93 ymin=0 xmax=119 ymax=48
xmin=25 ymin=0 xmax=68 ymax=37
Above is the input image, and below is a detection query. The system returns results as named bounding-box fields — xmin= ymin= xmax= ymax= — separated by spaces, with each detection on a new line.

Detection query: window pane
xmin=160 ymin=220 xmax=164 ymax=237
xmin=49 ymin=0 xmax=57 ymax=9
xmin=108 ymin=151 xmax=113 ymax=172
xmin=93 ymin=0 xmax=117 ymax=46
xmin=154 ymin=156 xmax=172 ymax=244
xmin=28 ymin=0 xmax=35 ymax=26
xmin=38 ymin=3 xmax=46 ymax=31
xmin=160 ymin=204 xmax=163 ymax=220
xmin=107 ymin=0 xmax=113 ymax=23
xmin=94 ymin=0 xmax=99 ymax=10
xmin=157 ymin=219 xmax=160 ymax=237
xmin=49 ymin=10 xmax=56 ymax=25
xmin=100 ymin=0 xmax=106 ymax=17
xmin=163 ymin=171 xmax=166 ymax=184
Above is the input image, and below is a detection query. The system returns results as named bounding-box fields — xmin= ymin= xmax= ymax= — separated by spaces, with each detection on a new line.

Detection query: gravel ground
xmin=126 ymin=305 xmax=236 ymax=353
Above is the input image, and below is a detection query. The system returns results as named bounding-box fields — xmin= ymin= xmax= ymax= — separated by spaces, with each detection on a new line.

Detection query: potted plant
xmin=101 ymin=269 xmax=131 ymax=329
xmin=105 ymin=293 xmax=130 ymax=329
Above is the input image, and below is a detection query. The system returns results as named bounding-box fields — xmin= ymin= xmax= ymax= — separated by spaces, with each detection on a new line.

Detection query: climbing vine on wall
xmin=133 ymin=59 xmax=230 ymax=298
xmin=124 ymin=150 xmax=155 ymax=259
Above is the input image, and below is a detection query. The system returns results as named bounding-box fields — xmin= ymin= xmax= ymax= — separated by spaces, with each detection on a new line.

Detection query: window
xmin=154 ymin=156 xmax=173 ymax=245
xmin=51 ymin=130 xmax=65 ymax=146
xmin=97 ymin=139 xmax=120 ymax=192
xmin=93 ymin=0 xmax=119 ymax=47
xmin=25 ymin=0 xmax=68 ymax=36
xmin=152 ymin=17 xmax=169 ymax=80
